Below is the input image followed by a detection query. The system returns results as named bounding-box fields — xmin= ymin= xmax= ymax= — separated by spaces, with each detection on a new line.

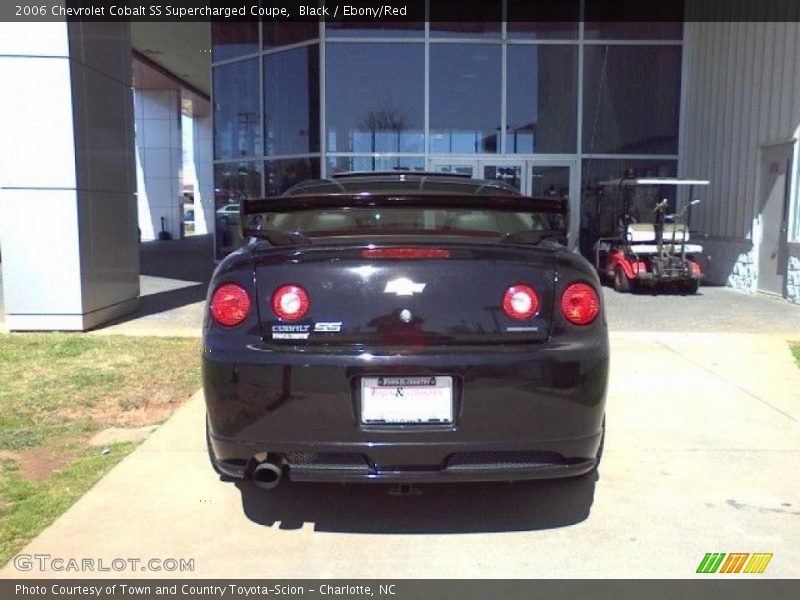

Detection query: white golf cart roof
xmin=598 ymin=177 xmax=710 ymax=186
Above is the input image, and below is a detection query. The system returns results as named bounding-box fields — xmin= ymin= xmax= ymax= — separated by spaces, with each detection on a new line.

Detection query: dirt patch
xmin=60 ymin=395 xmax=184 ymax=429
xmin=12 ymin=447 xmax=79 ymax=482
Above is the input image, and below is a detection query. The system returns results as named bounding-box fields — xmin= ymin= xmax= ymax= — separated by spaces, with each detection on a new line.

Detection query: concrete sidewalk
xmin=2 ymin=332 xmax=799 ymax=578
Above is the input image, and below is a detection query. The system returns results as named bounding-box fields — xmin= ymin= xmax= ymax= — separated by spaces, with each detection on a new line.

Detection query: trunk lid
xmin=253 ymin=243 xmax=557 ymax=345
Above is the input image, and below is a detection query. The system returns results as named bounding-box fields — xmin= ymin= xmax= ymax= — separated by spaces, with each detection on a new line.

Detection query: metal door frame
xmin=755 ymin=141 xmax=794 ymax=296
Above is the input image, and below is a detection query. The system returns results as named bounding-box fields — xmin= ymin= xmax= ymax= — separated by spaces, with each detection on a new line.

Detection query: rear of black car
xmin=203 ymin=176 xmax=608 ymax=485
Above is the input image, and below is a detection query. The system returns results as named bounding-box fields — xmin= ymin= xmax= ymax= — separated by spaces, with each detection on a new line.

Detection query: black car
xmin=203 ymin=173 xmax=608 ymax=489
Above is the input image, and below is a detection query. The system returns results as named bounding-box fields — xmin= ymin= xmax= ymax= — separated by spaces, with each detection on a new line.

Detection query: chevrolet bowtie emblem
xmin=384 ymin=278 xmax=426 ymax=296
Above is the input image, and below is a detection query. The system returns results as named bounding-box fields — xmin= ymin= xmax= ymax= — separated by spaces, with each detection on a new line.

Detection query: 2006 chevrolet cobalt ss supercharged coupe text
xmin=203 ymin=173 xmax=608 ymax=489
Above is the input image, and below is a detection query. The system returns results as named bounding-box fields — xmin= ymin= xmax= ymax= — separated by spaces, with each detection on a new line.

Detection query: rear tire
xmin=613 ymin=266 xmax=632 ymax=293
xmin=680 ymin=279 xmax=699 ymax=294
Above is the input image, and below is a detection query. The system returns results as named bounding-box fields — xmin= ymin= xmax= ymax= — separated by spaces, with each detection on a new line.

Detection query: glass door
xmin=527 ymin=160 xmax=579 ymax=247
xmin=429 ymin=157 xmax=578 ymax=247
xmin=480 ymin=161 xmax=524 ymax=192
xmin=429 ymin=158 xmax=477 ymax=178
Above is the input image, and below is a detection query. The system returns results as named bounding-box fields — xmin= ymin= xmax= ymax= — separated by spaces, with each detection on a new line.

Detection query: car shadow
xmin=236 ymin=473 xmax=598 ymax=534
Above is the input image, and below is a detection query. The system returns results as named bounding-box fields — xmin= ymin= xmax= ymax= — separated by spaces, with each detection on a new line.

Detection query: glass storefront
xmin=325 ymin=43 xmax=424 ymax=154
xmin=506 ymin=44 xmax=578 ymax=154
xmin=263 ymin=45 xmax=319 ymax=156
xmin=211 ymin=4 xmax=683 ymax=256
xmin=429 ymin=43 xmax=502 ymax=154
xmin=213 ymin=58 xmax=261 ymax=160
xmin=582 ymin=45 xmax=681 ymax=155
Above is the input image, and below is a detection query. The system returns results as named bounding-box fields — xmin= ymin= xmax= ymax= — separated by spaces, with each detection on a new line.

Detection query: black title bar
xmin=3 ymin=1 xmax=800 ymax=22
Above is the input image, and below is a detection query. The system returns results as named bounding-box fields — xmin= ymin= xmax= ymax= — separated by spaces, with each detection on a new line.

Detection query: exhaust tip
xmin=251 ymin=459 xmax=283 ymax=490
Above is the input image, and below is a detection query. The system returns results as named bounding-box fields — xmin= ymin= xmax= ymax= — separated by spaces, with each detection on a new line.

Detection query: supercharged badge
xmin=314 ymin=322 xmax=343 ymax=332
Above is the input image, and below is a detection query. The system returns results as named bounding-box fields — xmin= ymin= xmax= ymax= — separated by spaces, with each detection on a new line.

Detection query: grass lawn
xmin=0 ymin=333 xmax=201 ymax=566
xmin=792 ymin=343 xmax=800 ymax=369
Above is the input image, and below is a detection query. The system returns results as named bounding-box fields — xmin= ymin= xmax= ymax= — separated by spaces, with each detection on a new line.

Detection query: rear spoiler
xmin=239 ymin=193 xmax=567 ymax=240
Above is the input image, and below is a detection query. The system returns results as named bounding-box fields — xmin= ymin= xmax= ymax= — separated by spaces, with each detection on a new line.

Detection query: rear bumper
xmin=209 ymin=436 xmax=601 ymax=482
xmin=204 ymin=336 xmax=608 ymax=483
xmin=286 ymin=462 xmax=596 ymax=483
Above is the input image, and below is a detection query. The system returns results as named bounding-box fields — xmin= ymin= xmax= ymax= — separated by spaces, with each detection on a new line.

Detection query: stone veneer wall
xmin=703 ymin=238 xmax=800 ymax=303
xmin=788 ymin=243 xmax=800 ymax=305
xmin=699 ymin=237 xmax=757 ymax=292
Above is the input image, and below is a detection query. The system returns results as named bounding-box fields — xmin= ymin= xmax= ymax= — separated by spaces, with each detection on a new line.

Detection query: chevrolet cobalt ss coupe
xmin=203 ymin=173 xmax=608 ymax=489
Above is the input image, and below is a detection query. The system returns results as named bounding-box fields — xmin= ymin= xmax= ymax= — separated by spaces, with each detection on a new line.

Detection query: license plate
xmin=360 ymin=376 xmax=453 ymax=424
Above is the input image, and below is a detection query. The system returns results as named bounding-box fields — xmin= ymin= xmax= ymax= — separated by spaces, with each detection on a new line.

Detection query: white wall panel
xmin=0 ymin=22 xmax=139 ymax=330
xmin=681 ymin=20 xmax=800 ymax=240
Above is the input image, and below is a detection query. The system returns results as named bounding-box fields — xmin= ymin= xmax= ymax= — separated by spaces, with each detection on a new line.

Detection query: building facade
xmin=210 ymin=13 xmax=684 ymax=258
xmin=209 ymin=6 xmax=800 ymax=304
xmin=2 ymin=7 xmax=799 ymax=333
xmin=681 ymin=20 xmax=800 ymax=302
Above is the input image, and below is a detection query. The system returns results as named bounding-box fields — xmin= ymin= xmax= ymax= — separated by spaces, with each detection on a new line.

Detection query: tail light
xmin=210 ymin=283 xmax=251 ymax=327
xmin=502 ymin=285 xmax=539 ymax=320
xmin=561 ymin=283 xmax=600 ymax=325
xmin=272 ymin=285 xmax=309 ymax=321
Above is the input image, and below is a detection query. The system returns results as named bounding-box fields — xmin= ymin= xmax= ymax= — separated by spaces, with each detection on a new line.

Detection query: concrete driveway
xmin=3 ymin=329 xmax=799 ymax=579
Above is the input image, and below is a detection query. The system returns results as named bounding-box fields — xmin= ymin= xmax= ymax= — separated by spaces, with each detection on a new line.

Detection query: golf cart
xmin=593 ymin=177 xmax=709 ymax=294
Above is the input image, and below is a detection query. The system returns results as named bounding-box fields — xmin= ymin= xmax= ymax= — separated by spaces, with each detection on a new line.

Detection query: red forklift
xmin=593 ymin=176 xmax=709 ymax=294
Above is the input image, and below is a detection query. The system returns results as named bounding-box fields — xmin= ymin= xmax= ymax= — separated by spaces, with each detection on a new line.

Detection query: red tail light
xmin=561 ymin=283 xmax=600 ymax=325
xmin=362 ymin=248 xmax=450 ymax=259
xmin=210 ymin=283 xmax=251 ymax=327
xmin=502 ymin=285 xmax=539 ymax=320
xmin=272 ymin=285 xmax=309 ymax=321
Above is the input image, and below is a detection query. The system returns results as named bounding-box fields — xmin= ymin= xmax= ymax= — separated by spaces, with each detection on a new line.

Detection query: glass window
xmin=530 ymin=165 xmax=571 ymax=198
xmin=213 ymin=161 xmax=263 ymax=258
xmin=430 ymin=44 xmax=501 ymax=154
xmin=325 ymin=43 xmax=424 ymax=154
xmin=259 ymin=207 xmax=563 ymax=239
xmin=263 ymin=22 xmax=318 ymax=48
xmin=484 ymin=165 xmax=523 ymax=192
xmin=584 ymin=0 xmax=683 ymax=40
xmin=265 ymin=157 xmax=320 ymax=196
xmin=213 ymin=59 xmax=262 ymax=159
xmin=212 ymin=22 xmax=258 ymax=62
xmin=431 ymin=163 xmax=475 ymax=177
xmin=507 ymin=0 xmax=579 ymax=40
xmin=582 ymin=45 xmax=681 ymax=155
xmin=264 ymin=46 xmax=320 ymax=155
xmin=327 ymin=156 xmax=425 ymax=174
xmin=429 ymin=1 xmax=501 ymax=38
xmin=507 ymin=45 xmax=577 ymax=153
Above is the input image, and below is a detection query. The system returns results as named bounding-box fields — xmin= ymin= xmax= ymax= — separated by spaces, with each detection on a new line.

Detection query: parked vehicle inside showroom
xmin=592 ymin=177 xmax=709 ymax=294
xmin=202 ymin=172 xmax=608 ymax=490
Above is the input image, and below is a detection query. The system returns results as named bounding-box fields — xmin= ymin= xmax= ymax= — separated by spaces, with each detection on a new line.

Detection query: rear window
xmin=248 ymin=207 xmax=565 ymax=239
